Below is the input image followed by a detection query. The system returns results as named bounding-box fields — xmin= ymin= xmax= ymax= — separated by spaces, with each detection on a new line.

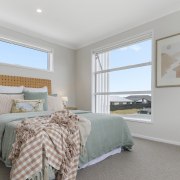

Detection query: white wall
xmin=0 ymin=26 xmax=76 ymax=106
xmin=75 ymin=11 xmax=180 ymax=144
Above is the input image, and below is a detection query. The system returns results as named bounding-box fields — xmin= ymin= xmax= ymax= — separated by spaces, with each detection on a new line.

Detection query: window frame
xmin=92 ymin=32 xmax=153 ymax=123
xmin=0 ymin=37 xmax=53 ymax=72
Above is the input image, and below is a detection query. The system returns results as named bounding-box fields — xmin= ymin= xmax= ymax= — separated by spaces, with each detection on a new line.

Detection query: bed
xmin=0 ymin=75 xmax=134 ymax=180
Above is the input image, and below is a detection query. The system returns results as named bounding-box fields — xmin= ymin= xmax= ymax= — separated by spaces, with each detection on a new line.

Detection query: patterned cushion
xmin=11 ymin=99 xmax=44 ymax=113
xmin=0 ymin=94 xmax=24 ymax=114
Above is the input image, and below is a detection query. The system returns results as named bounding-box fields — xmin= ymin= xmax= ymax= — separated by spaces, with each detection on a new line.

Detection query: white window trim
xmin=94 ymin=91 xmax=151 ymax=95
xmin=0 ymin=61 xmax=53 ymax=73
xmin=92 ymin=30 xmax=153 ymax=54
xmin=0 ymin=37 xmax=54 ymax=72
xmin=123 ymin=116 xmax=152 ymax=123
xmin=92 ymin=31 xmax=153 ymax=123
xmin=95 ymin=62 xmax=151 ymax=74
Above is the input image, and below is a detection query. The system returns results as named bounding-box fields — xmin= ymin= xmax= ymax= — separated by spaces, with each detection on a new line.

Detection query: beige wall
xmin=75 ymin=11 xmax=180 ymax=144
xmin=0 ymin=26 xmax=76 ymax=106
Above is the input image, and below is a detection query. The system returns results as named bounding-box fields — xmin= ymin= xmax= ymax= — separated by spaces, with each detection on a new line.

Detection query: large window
xmin=93 ymin=34 xmax=152 ymax=121
xmin=0 ymin=39 xmax=52 ymax=71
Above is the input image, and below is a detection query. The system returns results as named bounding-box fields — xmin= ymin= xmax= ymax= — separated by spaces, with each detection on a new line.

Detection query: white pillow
xmin=23 ymin=86 xmax=48 ymax=93
xmin=0 ymin=94 xmax=24 ymax=114
xmin=0 ymin=85 xmax=23 ymax=94
xmin=47 ymin=96 xmax=63 ymax=111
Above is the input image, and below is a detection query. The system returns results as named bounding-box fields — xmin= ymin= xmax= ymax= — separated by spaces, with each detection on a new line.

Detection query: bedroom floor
xmin=0 ymin=137 xmax=180 ymax=180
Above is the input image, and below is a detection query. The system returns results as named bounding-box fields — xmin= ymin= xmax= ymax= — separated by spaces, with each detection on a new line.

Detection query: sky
xmin=106 ymin=39 xmax=152 ymax=92
xmin=0 ymin=40 xmax=48 ymax=70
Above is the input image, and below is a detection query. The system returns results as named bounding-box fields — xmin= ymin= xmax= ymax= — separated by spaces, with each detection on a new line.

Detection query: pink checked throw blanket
xmin=9 ymin=110 xmax=80 ymax=180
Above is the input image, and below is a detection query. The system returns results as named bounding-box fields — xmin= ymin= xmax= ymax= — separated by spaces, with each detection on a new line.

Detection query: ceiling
xmin=0 ymin=0 xmax=180 ymax=49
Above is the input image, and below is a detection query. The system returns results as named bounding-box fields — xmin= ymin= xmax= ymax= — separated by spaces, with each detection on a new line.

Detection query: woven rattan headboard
xmin=0 ymin=75 xmax=52 ymax=94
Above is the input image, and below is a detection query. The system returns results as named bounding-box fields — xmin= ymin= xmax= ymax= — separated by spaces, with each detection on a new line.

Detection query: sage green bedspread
xmin=0 ymin=110 xmax=133 ymax=179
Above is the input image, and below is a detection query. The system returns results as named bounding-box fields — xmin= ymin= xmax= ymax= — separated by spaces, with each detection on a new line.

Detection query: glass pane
xmin=95 ymin=72 xmax=109 ymax=93
xmin=109 ymin=39 xmax=152 ymax=68
xmin=95 ymin=52 xmax=109 ymax=71
xmin=110 ymin=94 xmax=151 ymax=120
xmin=109 ymin=66 xmax=151 ymax=92
xmin=0 ymin=40 xmax=49 ymax=70
xmin=95 ymin=94 xmax=110 ymax=114
xmin=110 ymin=94 xmax=151 ymax=114
xmin=95 ymin=94 xmax=151 ymax=120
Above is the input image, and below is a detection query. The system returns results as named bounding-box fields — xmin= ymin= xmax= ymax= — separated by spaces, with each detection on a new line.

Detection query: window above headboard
xmin=0 ymin=38 xmax=53 ymax=72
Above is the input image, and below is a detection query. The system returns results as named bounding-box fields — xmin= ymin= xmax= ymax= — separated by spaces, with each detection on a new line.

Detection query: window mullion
xmin=95 ymin=62 xmax=151 ymax=74
xmin=95 ymin=91 xmax=151 ymax=95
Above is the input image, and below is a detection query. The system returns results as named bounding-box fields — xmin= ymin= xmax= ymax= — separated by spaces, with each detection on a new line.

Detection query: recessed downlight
xmin=36 ymin=9 xmax=42 ymax=13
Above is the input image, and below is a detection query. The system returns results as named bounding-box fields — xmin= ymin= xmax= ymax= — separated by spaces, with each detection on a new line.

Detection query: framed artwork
xmin=156 ymin=33 xmax=180 ymax=87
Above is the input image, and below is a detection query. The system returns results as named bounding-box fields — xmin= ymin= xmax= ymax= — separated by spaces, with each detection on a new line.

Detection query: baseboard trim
xmin=132 ymin=133 xmax=180 ymax=146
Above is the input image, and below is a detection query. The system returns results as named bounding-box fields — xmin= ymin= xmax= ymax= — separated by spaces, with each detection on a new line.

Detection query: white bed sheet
xmin=80 ymin=147 xmax=121 ymax=169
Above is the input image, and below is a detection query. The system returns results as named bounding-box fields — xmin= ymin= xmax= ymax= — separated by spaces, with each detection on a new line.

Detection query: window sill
xmin=118 ymin=114 xmax=152 ymax=124
xmin=0 ymin=62 xmax=53 ymax=73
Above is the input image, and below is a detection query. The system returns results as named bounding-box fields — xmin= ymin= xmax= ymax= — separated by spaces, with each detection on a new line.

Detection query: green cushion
xmin=24 ymin=92 xmax=48 ymax=111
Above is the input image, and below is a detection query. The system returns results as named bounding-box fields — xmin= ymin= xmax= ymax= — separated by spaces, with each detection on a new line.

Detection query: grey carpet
xmin=1 ymin=138 xmax=180 ymax=180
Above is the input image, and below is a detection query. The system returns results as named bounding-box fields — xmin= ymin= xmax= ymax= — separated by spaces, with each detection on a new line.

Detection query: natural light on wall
xmin=92 ymin=33 xmax=152 ymax=122
xmin=0 ymin=39 xmax=53 ymax=71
